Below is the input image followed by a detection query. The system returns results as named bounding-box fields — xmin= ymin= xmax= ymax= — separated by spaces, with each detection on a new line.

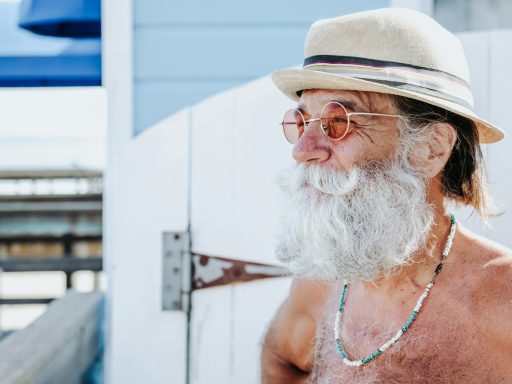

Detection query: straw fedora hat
xmin=271 ymin=8 xmax=505 ymax=143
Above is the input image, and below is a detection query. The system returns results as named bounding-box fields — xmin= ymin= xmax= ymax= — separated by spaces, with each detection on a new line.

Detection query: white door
xmin=187 ymin=76 xmax=296 ymax=384
xmin=107 ymin=110 xmax=191 ymax=384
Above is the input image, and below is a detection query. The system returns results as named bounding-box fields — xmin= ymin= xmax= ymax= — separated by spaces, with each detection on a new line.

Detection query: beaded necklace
xmin=334 ymin=214 xmax=456 ymax=367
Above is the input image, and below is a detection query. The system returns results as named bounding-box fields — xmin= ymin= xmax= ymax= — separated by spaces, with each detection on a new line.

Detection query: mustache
xmin=276 ymin=163 xmax=360 ymax=197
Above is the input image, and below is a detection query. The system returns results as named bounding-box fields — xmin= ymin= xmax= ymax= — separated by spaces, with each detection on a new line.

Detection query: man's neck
xmin=360 ymin=208 xmax=453 ymax=297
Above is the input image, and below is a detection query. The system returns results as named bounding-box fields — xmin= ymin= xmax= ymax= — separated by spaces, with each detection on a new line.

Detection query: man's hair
xmin=391 ymin=95 xmax=493 ymax=221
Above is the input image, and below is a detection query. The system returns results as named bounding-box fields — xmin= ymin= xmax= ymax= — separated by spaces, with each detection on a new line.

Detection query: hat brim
xmin=272 ymin=68 xmax=505 ymax=144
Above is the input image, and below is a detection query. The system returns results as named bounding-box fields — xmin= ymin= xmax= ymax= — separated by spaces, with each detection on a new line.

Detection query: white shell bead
xmin=379 ymin=339 xmax=394 ymax=351
xmin=343 ymin=358 xmax=362 ymax=367
xmin=391 ymin=329 xmax=403 ymax=343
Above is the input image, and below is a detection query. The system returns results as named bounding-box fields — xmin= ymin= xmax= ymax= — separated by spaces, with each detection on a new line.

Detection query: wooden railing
xmin=0 ymin=290 xmax=103 ymax=383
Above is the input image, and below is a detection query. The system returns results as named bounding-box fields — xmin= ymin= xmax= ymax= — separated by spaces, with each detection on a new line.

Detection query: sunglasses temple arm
xmin=349 ymin=112 xmax=403 ymax=118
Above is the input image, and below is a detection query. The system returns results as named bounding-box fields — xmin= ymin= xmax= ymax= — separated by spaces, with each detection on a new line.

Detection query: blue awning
xmin=0 ymin=2 xmax=101 ymax=87
xmin=19 ymin=0 xmax=101 ymax=38
xmin=0 ymin=40 xmax=101 ymax=87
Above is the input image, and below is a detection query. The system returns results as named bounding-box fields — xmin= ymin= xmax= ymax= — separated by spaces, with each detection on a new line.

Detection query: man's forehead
xmin=297 ymin=89 xmax=391 ymax=112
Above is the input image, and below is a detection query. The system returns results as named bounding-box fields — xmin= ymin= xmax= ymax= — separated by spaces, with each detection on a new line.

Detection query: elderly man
xmin=261 ymin=8 xmax=512 ymax=384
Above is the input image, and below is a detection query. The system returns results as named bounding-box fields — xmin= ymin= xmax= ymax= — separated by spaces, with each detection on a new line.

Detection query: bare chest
xmin=311 ymin=291 xmax=508 ymax=384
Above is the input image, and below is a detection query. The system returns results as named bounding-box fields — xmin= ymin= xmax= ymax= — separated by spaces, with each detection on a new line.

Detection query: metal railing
xmin=0 ymin=169 xmax=102 ymax=197
xmin=0 ymin=169 xmax=103 ymax=307
xmin=0 ymin=233 xmax=103 ymax=305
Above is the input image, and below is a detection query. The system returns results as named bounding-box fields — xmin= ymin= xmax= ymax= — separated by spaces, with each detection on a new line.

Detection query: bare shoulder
xmin=454 ymin=225 xmax=512 ymax=345
xmin=455 ymin=224 xmax=512 ymax=284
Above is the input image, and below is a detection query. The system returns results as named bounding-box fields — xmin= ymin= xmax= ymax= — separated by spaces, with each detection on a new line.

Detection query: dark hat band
xmin=303 ymin=55 xmax=473 ymax=109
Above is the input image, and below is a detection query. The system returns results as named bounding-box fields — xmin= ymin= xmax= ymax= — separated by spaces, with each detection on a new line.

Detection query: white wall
xmin=390 ymin=0 xmax=433 ymax=15
xmin=454 ymin=31 xmax=512 ymax=242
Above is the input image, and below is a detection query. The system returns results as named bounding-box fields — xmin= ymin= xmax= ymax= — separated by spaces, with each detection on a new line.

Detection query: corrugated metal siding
xmin=132 ymin=0 xmax=389 ymax=134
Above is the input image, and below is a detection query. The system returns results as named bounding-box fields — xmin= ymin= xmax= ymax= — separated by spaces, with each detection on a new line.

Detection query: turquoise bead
xmin=401 ymin=311 xmax=418 ymax=332
xmin=361 ymin=350 xmax=381 ymax=364
xmin=338 ymin=285 xmax=347 ymax=311
xmin=335 ymin=339 xmax=347 ymax=359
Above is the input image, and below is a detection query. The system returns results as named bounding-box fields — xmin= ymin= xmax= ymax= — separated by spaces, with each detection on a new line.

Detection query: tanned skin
xmin=261 ymin=279 xmax=331 ymax=383
xmin=261 ymin=90 xmax=512 ymax=383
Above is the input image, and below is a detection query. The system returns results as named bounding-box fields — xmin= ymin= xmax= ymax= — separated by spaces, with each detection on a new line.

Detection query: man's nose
xmin=292 ymin=121 xmax=330 ymax=164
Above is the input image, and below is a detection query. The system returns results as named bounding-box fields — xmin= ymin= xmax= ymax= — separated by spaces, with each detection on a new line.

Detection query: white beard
xmin=274 ymin=159 xmax=435 ymax=282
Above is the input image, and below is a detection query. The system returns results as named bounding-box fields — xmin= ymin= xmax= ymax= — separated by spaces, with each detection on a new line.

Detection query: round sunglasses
xmin=280 ymin=101 xmax=403 ymax=144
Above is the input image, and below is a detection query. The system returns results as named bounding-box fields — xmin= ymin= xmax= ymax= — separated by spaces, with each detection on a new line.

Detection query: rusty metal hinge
xmin=191 ymin=254 xmax=288 ymax=290
xmin=163 ymin=231 xmax=289 ymax=308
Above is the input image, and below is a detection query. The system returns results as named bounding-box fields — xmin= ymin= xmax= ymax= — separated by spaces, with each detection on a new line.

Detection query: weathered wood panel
xmin=0 ymin=291 xmax=102 ymax=384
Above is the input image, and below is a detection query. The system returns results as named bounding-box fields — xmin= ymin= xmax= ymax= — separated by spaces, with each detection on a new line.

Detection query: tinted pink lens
xmin=282 ymin=109 xmax=304 ymax=144
xmin=321 ymin=102 xmax=349 ymax=139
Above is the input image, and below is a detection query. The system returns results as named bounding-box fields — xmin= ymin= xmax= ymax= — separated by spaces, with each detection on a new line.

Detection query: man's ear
xmin=412 ymin=122 xmax=457 ymax=178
